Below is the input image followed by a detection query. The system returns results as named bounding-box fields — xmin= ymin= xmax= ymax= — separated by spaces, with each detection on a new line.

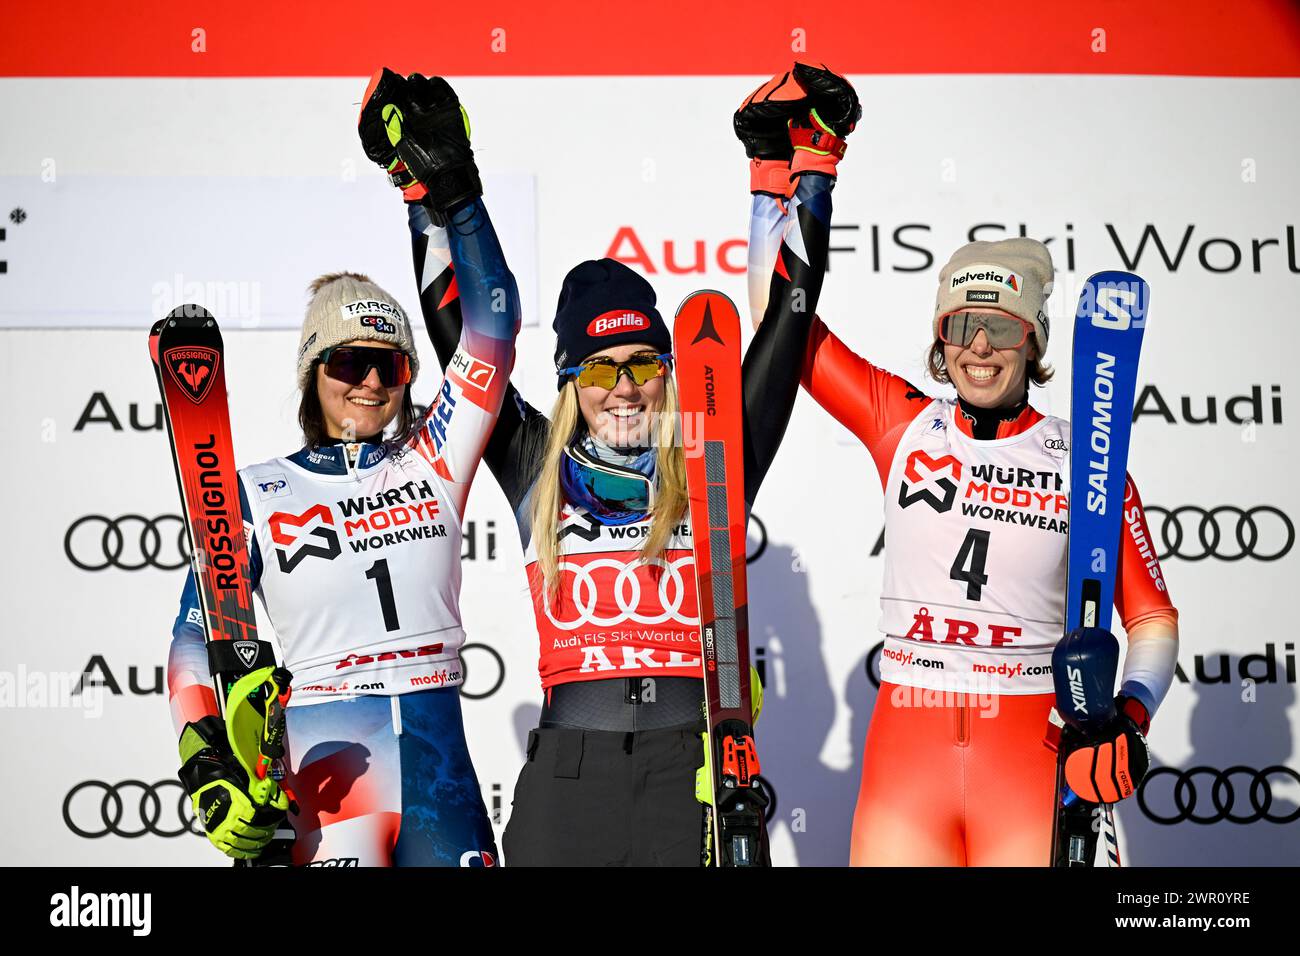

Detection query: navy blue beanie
xmin=553 ymin=258 xmax=672 ymax=389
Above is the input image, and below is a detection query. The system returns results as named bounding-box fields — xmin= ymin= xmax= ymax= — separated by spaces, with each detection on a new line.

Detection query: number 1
xmin=365 ymin=558 xmax=400 ymax=631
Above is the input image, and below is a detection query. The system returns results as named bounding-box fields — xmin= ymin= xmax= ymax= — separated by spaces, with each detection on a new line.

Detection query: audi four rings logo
xmin=1138 ymin=765 xmax=1299 ymax=824
xmin=1145 ymin=506 xmax=1294 ymax=561
xmin=65 ymin=514 xmax=189 ymax=571
xmin=459 ymin=642 xmax=506 ymax=700
xmin=746 ymin=513 xmax=767 ymax=565
xmin=63 ymin=780 xmax=199 ymax=838
xmin=757 ymin=776 xmax=778 ymax=824
xmin=543 ymin=556 xmax=700 ymax=629
xmin=864 ymin=641 xmax=885 ymax=689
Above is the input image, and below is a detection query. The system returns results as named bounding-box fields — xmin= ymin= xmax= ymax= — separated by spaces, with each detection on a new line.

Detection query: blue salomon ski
xmin=1051 ymin=271 xmax=1150 ymax=868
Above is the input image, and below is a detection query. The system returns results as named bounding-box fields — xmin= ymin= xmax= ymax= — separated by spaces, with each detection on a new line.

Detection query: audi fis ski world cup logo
xmin=65 ymin=514 xmax=189 ymax=571
xmin=449 ymin=346 xmax=497 ymax=391
xmin=163 ymin=346 xmax=220 ymax=404
xmin=1138 ymin=766 xmax=1299 ymax=825
xmin=63 ymin=779 xmax=199 ymax=839
xmin=588 ymin=309 xmax=650 ymax=336
xmin=898 ymin=450 xmax=962 ymax=513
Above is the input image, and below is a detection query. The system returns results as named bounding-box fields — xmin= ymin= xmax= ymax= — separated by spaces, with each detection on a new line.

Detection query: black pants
xmin=502 ymin=725 xmax=706 ymax=866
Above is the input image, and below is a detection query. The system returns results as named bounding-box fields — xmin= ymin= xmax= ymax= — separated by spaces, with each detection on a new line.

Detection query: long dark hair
xmin=297 ymin=358 xmax=419 ymax=448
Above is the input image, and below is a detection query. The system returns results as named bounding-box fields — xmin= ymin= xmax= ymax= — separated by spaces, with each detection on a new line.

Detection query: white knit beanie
xmin=934 ymin=238 xmax=1054 ymax=351
xmin=296 ymin=272 xmax=419 ymax=389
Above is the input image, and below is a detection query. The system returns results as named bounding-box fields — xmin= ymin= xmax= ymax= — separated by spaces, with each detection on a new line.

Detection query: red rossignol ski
xmin=151 ymin=307 xmax=295 ymax=865
xmin=674 ymin=289 xmax=769 ymax=867
xmin=149 ymin=306 xmax=274 ymax=706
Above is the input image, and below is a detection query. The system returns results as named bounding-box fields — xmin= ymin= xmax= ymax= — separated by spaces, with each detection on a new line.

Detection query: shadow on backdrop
xmin=749 ymin=537 xmax=878 ymax=866
xmin=1119 ymin=648 xmax=1298 ymax=865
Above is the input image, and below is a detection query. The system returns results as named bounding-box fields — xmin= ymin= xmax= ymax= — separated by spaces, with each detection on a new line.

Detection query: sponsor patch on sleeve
xmin=449 ymin=347 xmax=497 ymax=391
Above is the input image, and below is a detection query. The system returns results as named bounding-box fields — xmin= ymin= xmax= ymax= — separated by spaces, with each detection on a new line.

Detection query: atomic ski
xmin=1050 ymin=272 xmax=1151 ymax=867
xmin=674 ymin=289 xmax=769 ymax=867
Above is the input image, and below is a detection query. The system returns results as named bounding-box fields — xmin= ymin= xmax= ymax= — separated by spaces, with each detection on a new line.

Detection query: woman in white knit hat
xmin=746 ymin=229 xmax=1180 ymax=865
xmin=165 ymin=195 xmax=520 ymax=862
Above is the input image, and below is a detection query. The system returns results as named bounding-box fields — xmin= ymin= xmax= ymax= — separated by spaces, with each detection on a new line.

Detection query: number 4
xmin=950 ymin=529 xmax=990 ymax=601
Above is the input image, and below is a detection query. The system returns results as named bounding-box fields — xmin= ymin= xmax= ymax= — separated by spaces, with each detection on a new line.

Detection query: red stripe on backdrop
xmin=3 ymin=0 xmax=1299 ymax=77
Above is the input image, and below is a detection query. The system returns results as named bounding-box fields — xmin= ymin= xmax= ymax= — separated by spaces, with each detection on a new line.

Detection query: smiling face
xmin=315 ymin=339 xmax=406 ymax=441
xmin=941 ymin=310 xmax=1036 ymax=409
xmin=573 ymin=342 xmax=667 ymax=449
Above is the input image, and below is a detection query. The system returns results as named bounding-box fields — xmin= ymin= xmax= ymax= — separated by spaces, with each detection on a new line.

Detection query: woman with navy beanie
xmin=361 ymin=63 xmax=859 ymax=864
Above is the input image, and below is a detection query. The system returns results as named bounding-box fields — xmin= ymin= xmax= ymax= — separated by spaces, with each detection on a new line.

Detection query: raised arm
xmin=737 ymin=64 xmax=928 ymax=494
xmin=740 ymin=172 xmax=835 ymax=507
xmin=404 ymin=196 xmax=521 ymax=517
xmin=407 ymin=201 xmax=546 ymax=513
xmin=734 ymin=63 xmax=860 ymax=508
xmin=358 ymin=68 xmax=542 ymax=516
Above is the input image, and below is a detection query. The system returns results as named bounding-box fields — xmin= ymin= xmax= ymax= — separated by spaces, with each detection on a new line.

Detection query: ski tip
xmin=148 ymin=318 xmax=165 ymax=363
xmin=164 ymin=304 xmax=217 ymax=325
xmin=673 ymin=289 xmax=734 ymax=317
xmin=672 ymin=290 xmax=741 ymax=353
xmin=1083 ymin=270 xmax=1146 ymax=288
xmin=1074 ymin=272 xmax=1151 ymax=327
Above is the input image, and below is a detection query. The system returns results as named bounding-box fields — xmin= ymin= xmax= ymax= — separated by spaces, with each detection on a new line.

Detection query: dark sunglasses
xmin=320 ymin=346 xmax=412 ymax=388
xmin=558 ymin=352 xmax=671 ymax=390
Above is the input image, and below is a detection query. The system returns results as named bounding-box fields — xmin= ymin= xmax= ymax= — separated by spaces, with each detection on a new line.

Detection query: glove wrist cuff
xmin=790 ymin=122 xmax=849 ymax=178
xmin=1117 ymin=694 xmax=1151 ymax=735
xmin=424 ymin=165 xmax=483 ymax=217
xmin=749 ymin=158 xmax=794 ymax=198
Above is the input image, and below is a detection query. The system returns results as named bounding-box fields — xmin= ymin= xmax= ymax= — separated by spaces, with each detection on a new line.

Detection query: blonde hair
xmin=529 ymin=377 xmax=689 ymax=597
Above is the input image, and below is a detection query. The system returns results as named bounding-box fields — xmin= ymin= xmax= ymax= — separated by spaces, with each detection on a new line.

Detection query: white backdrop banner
xmin=0 ymin=74 xmax=1296 ymax=866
